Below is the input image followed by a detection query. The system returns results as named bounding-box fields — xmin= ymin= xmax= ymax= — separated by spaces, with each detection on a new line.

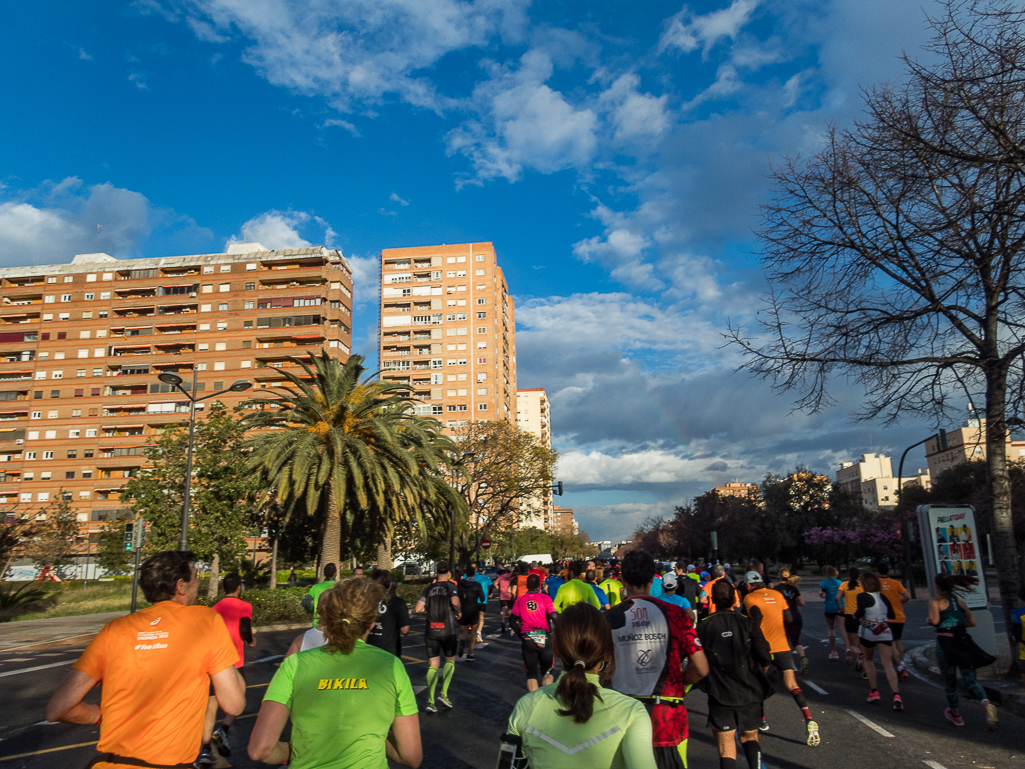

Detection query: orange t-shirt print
xmin=73 ymin=600 xmax=239 ymax=767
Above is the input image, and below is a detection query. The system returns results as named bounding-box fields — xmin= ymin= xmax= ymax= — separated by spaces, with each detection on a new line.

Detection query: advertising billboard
xmin=917 ymin=505 xmax=988 ymax=609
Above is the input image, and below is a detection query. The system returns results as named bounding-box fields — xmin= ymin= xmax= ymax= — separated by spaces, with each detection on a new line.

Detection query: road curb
xmin=909 ymin=645 xmax=1025 ymax=719
xmin=255 ymin=622 xmax=311 ymax=632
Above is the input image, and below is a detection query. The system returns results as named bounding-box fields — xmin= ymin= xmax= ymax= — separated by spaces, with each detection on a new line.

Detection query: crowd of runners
xmin=41 ymin=548 xmax=1006 ymax=769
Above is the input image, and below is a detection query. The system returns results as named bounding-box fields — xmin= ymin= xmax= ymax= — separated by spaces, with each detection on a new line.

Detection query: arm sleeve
xmin=263 ymin=654 xmax=297 ymax=708
xmin=745 ymin=604 xmax=763 ymax=624
xmin=391 ymin=657 xmax=418 ymax=716
xmin=749 ymin=621 xmax=773 ymax=667
xmin=239 ymin=616 xmax=254 ymax=644
xmin=72 ymin=624 xmax=109 ymax=681
xmin=620 ymin=700 xmax=658 ymax=769
xmin=854 ymin=592 xmax=871 ymax=620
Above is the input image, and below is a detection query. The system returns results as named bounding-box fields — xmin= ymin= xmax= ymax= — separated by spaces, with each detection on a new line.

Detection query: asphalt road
xmin=0 ymin=592 xmax=1021 ymax=769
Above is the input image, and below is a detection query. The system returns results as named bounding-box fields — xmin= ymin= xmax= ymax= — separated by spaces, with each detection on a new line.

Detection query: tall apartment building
xmin=378 ymin=243 xmax=517 ymax=430
xmin=553 ymin=505 xmax=577 ymax=537
xmin=835 ymin=452 xmax=929 ymax=511
xmin=923 ymin=418 xmax=1025 ymax=480
xmin=0 ymin=244 xmax=353 ymax=549
xmin=516 ymin=388 xmax=553 ymax=530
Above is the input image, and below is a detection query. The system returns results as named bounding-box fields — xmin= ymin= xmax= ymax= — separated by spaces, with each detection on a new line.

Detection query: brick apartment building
xmin=516 ymin=388 xmax=553 ymax=530
xmin=378 ymin=242 xmax=517 ymax=430
xmin=0 ymin=244 xmax=353 ymax=548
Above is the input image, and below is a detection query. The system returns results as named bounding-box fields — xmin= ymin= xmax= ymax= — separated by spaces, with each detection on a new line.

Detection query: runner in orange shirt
xmin=46 ymin=551 xmax=246 ymax=769
xmin=877 ymin=563 xmax=910 ymax=679
xmin=743 ymin=572 xmax=821 ymax=747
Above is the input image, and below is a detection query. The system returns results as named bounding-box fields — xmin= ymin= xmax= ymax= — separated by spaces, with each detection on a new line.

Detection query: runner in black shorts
xmin=510 ymin=574 xmax=558 ymax=690
xmin=457 ymin=566 xmax=485 ymax=660
xmin=414 ymin=561 xmax=461 ymax=712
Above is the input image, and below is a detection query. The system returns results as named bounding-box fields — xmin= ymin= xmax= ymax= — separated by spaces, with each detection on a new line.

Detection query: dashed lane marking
xmin=251 ymin=655 xmax=283 ymax=664
xmin=413 ymin=685 xmax=426 ymax=695
xmin=923 ymin=762 xmax=947 ymax=769
xmin=846 ymin=709 xmax=895 ymax=738
xmin=804 ymin=680 xmax=828 ymax=695
xmin=0 ymin=661 xmax=71 ymax=678
xmin=0 ymin=741 xmax=96 ymax=762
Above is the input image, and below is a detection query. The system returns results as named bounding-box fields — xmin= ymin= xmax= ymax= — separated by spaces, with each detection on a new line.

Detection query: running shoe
xmin=211 ymin=727 xmax=232 ymax=757
xmin=477 ymin=632 xmax=483 ymax=643
xmin=457 ymin=640 xmax=465 ymax=658
xmin=867 ymin=690 xmax=881 ymax=703
xmin=799 ymin=656 xmax=810 ymax=675
xmin=829 ymin=651 xmax=840 ymax=660
xmin=806 ymin=720 xmax=821 ymax=747
xmin=194 ymin=747 xmax=215 ymax=768
xmin=438 ymin=695 xmax=453 ymax=709
xmin=466 ymin=653 xmax=476 ymax=661
xmin=893 ymin=694 xmax=903 ymax=712
xmin=897 ymin=665 xmax=909 ymax=681
xmin=759 ymin=717 xmax=769 ymax=732
xmin=425 ymin=702 xmax=437 ymax=713
xmin=985 ymin=701 xmax=998 ymax=731
xmin=846 ymin=649 xmax=854 ymax=665
xmin=944 ymin=708 xmax=965 ymax=727
xmin=861 ymin=670 xmax=869 ymax=680
xmin=855 ymin=658 xmax=864 ymax=673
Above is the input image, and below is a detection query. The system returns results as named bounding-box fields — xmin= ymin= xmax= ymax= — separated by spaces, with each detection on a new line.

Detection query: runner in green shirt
xmin=250 ymin=578 xmax=422 ymax=769
xmin=599 ymin=571 xmax=624 ymax=607
xmin=553 ymin=561 xmax=601 ymax=613
xmin=304 ymin=563 xmax=337 ymax=628
xmin=505 ymin=603 xmax=656 ymax=769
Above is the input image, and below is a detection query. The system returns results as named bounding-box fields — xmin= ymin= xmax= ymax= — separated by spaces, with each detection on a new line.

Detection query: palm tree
xmin=245 ymin=351 xmax=451 ymax=576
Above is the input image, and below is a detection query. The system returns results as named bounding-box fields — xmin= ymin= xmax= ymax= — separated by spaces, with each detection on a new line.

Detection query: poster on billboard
xmin=916 ymin=505 xmax=988 ymax=609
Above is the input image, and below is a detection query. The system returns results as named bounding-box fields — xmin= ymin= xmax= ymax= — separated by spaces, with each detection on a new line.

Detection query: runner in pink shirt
xmin=496 ymin=567 xmax=517 ymax=634
xmin=511 ymin=574 xmax=558 ymax=691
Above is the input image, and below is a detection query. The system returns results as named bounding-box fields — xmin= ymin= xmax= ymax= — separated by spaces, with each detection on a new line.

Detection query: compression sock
xmin=791 ymin=688 xmax=811 ymax=720
xmin=742 ymin=740 xmax=761 ymax=769
xmin=441 ymin=660 xmax=455 ymax=698
xmin=426 ymin=666 xmax=439 ymax=703
xmin=719 ymin=758 xmax=737 ymax=769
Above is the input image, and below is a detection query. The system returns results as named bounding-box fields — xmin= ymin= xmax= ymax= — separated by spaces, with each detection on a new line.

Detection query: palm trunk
xmin=270 ymin=535 xmax=279 ymax=589
xmin=985 ymin=366 xmax=1022 ymax=652
xmin=377 ymin=532 xmax=392 ymax=572
xmin=206 ymin=552 xmax=220 ymax=602
xmin=320 ymin=482 xmax=341 ymax=582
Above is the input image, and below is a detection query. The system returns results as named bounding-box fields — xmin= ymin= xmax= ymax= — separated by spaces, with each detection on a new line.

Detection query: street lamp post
xmin=157 ymin=371 xmax=252 ymax=550
xmin=450 ymin=452 xmax=476 ymax=569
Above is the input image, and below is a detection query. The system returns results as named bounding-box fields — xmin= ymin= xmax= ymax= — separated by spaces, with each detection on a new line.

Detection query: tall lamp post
xmin=156 ymin=371 xmax=252 ymax=550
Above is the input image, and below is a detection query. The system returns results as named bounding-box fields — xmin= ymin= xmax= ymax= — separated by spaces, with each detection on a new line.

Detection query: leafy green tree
xmin=122 ymin=402 xmax=255 ymax=598
xmin=0 ymin=509 xmax=35 ymax=580
xmin=760 ymin=469 xmax=831 ymax=565
xmin=245 ymin=351 xmax=455 ymax=578
xmin=24 ymin=493 xmax=78 ymax=575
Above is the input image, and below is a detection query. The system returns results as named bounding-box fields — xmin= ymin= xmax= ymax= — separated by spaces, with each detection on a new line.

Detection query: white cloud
xmin=598 ymin=73 xmax=670 ymax=144
xmin=660 ymin=0 xmax=760 ymax=56
xmin=447 ymin=50 xmax=598 ymax=183
xmin=323 ymin=118 xmax=362 ymax=137
xmin=171 ymin=0 xmax=530 ymax=112
xmin=561 ymin=449 xmax=708 ymax=486
xmin=347 ymin=254 xmax=380 ymax=306
xmin=0 ymin=178 xmax=209 ymax=266
xmin=128 ymin=72 xmax=148 ymax=89
xmin=227 ymin=210 xmax=337 ymax=250
xmin=78 ymin=48 xmax=93 ymax=61
xmin=389 ymin=192 xmax=410 ymax=206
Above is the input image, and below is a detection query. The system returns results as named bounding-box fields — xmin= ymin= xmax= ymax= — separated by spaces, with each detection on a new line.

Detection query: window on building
xmin=65 ymin=471 xmax=75 ymax=479
xmin=220 ymin=264 xmax=231 ymax=273
xmin=243 ymin=320 xmax=253 ymax=329
xmin=61 ymin=294 xmax=71 ymax=302
xmin=245 ymin=282 xmax=255 ymax=290
xmin=99 ymin=310 xmax=108 ymax=318
xmin=242 ymin=340 xmax=252 ymax=349
xmin=72 ymin=409 xmax=81 ymax=417
xmin=85 ymin=293 xmax=94 ymax=300
xmin=47 ymin=277 xmax=57 ymax=284
xmin=218 ymin=303 xmax=228 ymax=311
xmin=204 ymin=265 xmax=215 ymax=274
xmin=42 ymin=451 xmax=53 ymax=459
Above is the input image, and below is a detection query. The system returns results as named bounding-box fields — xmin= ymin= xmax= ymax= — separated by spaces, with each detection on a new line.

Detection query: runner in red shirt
xmin=204 ymin=573 xmax=254 ymax=762
xmin=605 ymin=550 xmax=709 ymax=769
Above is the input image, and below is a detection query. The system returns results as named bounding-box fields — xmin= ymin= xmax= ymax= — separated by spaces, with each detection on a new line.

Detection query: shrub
xmin=241 ymin=586 xmax=312 ymax=626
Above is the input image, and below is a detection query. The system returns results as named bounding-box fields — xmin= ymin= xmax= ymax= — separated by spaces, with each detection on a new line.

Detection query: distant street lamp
xmin=157 ymin=370 xmax=252 ymax=550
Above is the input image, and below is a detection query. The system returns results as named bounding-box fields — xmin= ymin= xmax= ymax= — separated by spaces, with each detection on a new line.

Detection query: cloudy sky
xmin=0 ymin=0 xmax=956 ymax=541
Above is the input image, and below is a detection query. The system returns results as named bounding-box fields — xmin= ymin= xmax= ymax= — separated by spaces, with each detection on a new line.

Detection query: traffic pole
xmin=130 ymin=518 xmax=143 ymax=613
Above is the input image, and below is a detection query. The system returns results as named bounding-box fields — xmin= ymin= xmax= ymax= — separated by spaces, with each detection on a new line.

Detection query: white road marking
xmin=923 ymin=762 xmax=947 ymax=769
xmin=413 ymin=685 xmax=426 ymax=695
xmin=252 ymin=655 xmax=283 ymax=664
xmin=804 ymin=680 xmax=828 ymax=695
xmin=31 ymin=721 xmax=59 ymax=726
xmin=0 ymin=661 xmax=71 ymax=678
xmin=846 ymin=709 xmax=895 ymax=738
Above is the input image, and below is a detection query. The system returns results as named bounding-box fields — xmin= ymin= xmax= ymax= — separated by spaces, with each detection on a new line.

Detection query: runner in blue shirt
xmin=658 ymin=573 xmax=693 ymax=619
xmin=819 ymin=565 xmax=843 ymax=660
xmin=473 ymin=568 xmax=493 ymax=644
xmin=584 ymin=569 xmax=609 ymax=609
xmin=544 ymin=567 xmax=565 ymax=598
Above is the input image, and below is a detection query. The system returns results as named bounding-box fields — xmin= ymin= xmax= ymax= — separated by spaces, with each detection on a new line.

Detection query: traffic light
xmin=555 ymin=481 xmax=564 ymax=496
xmin=124 ymin=522 xmax=134 ymax=552
xmin=938 ymin=428 xmax=948 ymax=452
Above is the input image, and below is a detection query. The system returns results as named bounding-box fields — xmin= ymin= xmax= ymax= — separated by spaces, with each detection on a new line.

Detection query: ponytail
xmin=848 ymin=568 xmax=860 ymax=589
xmin=320 ymin=577 xmax=385 ymax=654
xmin=553 ymin=604 xmax=614 ymax=724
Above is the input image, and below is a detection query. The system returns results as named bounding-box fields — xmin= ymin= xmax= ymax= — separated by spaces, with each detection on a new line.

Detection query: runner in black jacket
xmin=697 ymin=580 xmax=773 ymax=769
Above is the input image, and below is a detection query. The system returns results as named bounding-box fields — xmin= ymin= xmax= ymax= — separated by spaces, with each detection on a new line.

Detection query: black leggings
xmin=521 ymin=635 xmax=555 ymax=681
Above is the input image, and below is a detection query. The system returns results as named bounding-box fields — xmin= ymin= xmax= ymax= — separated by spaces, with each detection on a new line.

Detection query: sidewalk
xmin=909 ymin=634 xmax=1025 ymax=719
xmin=0 ymin=611 xmax=128 ymax=651
xmin=0 ymin=611 xmax=312 ymax=651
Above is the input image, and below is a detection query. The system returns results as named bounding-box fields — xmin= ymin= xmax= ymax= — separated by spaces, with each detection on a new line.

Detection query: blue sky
xmin=0 ymin=0 xmax=954 ymax=542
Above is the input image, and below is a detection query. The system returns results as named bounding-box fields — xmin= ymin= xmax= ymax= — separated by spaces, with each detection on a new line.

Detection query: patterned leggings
xmin=935 ymin=642 xmax=987 ymax=709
